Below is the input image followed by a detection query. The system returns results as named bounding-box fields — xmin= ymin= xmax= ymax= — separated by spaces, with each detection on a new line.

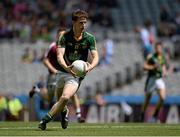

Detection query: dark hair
xmin=155 ymin=41 xmax=163 ymax=48
xmin=72 ymin=9 xmax=88 ymax=21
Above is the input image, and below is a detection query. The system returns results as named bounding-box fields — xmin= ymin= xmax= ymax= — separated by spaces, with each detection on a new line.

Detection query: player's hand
xmin=85 ymin=62 xmax=93 ymax=73
xmin=153 ymin=63 xmax=160 ymax=70
xmin=53 ymin=69 xmax=58 ymax=75
xmin=66 ymin=65 xmax=76 ymax=77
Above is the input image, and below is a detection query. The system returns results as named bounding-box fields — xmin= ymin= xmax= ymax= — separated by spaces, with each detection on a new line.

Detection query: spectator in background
xmin=175 ymin=12 xmax=180 ymax=35
xmin=6 ymin=94 xmax=23 ymax=121
xmin=99 ymin=33 xmax=114 ymax=66
xmin=135 ymin=21 xmax=154 ymax=59
xmin=95 ymin=92 xmax=106 ymax=107
xmin=39 ymin=26 xmax=52 ymax=42
xmin=159 ymin=6 xmax=171 ymax=22
xmin=0 ymin=19 xmax=9 ymax=39
xmin=145 ymin=19 xmax=156 ymax=46
xmin=98 ymin=7 xmax=114 ymax=28
xmin=158 ymin=6 xmax=177 ymax=37
xmin=32 ymin=49 xmax=41 ymax=63
xmin=95 ymin=82 xmax=106 ymax=121
xmin=29 ymin=75 xmax=50 ymax=103
xmin=0 ymin=95 xmax=8 ymax=121
xmin=21 ymin=47 xmax=34 ymax=63
xmin=19 ymin=16 xmax=31 ymax=42
xmin=39 ymin=48 xmax=47 ymax=62
xmin=0 ymin=0 xmax=116 ymax=41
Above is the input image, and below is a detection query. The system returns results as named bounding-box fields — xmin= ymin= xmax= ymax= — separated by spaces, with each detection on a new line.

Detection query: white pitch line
xmin=0 ymin=125 xmax=179 ymax=130
xmin=0 ymin=126 xmax=59 ymax=130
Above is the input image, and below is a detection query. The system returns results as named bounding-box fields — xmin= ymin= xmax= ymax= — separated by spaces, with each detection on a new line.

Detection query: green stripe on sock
xmin=42 ymin=113 xmax=53 ymax=123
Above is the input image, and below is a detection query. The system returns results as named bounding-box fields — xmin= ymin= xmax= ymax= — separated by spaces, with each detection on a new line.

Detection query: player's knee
xmin=159 ymin=94 xmax=166 ymax=101
xmin=61 ymin=95 xmax=70 ymax=102
xmin=160 ymin=95 xmax=165 ymax=101
xmin=159 ymin=89 xmax=166 ymax=100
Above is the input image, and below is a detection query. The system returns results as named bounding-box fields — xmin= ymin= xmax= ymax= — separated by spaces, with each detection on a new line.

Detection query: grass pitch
xmin=0 ymin=122 xmax=180 ymax=136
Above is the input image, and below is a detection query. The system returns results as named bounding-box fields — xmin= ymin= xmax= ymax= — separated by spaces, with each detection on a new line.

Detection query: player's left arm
xmin=162 ymin=56 xmax=168 ymax=77
xmin=43 ymin=58 xmax=58 ymax=74
xmin=42 ymin=44 xmax=58 ymax=74
xmin=86 ymin=36 xmax=99 ymax=72
xmin=88 ymin=50 xmax=99 ymax=70
xmin=162 ymin=64 xmax=168 ymax=77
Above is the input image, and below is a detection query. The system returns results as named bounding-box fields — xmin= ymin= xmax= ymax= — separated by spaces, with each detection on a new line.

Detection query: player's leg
xmin=38 ymin=86 xmax=63 ymax=129
xmin=152 ymin=79 xmax=166 ymax=120
xmin=39 ymin=87 xmax=49 ymax=101
xmin=39 ymin=73 xmax=80 ymax=130
xmin=71 ymin=94 xmax=85 ymax=123
xmin=46 ymin=74 xmax=57 ymax=106
xmin=48 ymin=82 xmax=78 ymax=114
xmin=140 ymin=92 xmax=152 ymax=122
xmin=47 ymin=82 xmax=79 ymax=129
xmin=60 ymin=83 xmax=79 ymax=129
xmin=140 ymin=77 xmax=155 ymax=122
xmin=38 ymin=84 xmax=78 ymax=130
xmin=29 ymin=85 xmax=50 ymax=101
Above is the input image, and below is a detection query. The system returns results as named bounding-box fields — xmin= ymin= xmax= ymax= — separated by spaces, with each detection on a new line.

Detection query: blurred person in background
xmin=38 ymin=9 xmax=99 ymax=130
xmin=0 ymin=94 xmax=8 ymax=121
xmin=29 ymin=29 xmax=85 ymax=123
xmin=32 ymin=49 xmax=41 ymax=63
xmin=99 ymin=32 xmax=114 ymax=66
xmin=95 ymin=89 xmax=106 ymax=121
xmin=29 ymin=75 xmax=48 ymax=102
xmin=6 ymin=94 xmax=23 ymax=121
xmin=140 ymin=42 xmax=168 ymax=123
xmin=158 ymin=6 xmax=177 ymax=37
xmin=135 ymin=20 xmax=154 ymax=59
xmin=21 ymin=47 xmax=34 ymax=63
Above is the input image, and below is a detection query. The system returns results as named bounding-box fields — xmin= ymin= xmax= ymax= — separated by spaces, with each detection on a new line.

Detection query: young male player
xmin=29 ymin=29 xmax=85 ymax=123
xmin=140 ymin=42 xmax=168 ymax=122
xmin=38 ymin=9 xmax=99 ymax=130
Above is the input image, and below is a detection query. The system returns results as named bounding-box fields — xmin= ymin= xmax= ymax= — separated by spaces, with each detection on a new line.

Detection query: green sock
xmin=42 ymin=113 xmax=53 ymax=123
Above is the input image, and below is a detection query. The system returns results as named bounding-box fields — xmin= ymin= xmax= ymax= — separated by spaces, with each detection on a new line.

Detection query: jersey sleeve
xmin=44 ymin=43 xmax=55 ymax=58
xmin=57 ymin=34 xmax=66 ymax=48
xmin=89 ymin=36 xmax=97 ymax=50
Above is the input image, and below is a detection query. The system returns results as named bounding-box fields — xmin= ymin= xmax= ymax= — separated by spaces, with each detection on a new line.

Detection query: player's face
xmin=155 ymin=44 xmax=163 ymax=54
xmin=73 ymin=17 xmax=87 ymax=32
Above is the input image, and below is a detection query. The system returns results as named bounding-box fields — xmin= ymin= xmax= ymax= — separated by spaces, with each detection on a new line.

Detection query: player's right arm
xmin=143 ymin=54 xmax=156 ymax=71
xmin=57 ymin=34 xmax=75 ymax=75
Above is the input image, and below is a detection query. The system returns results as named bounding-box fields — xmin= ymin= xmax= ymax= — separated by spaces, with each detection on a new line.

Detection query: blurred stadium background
xmin=0 ymin=0 xmax=180 ymax=123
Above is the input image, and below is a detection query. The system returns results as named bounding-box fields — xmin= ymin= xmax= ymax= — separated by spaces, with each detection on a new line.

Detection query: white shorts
xmin=145 ymin=77 xmax=165 ymax=93
xmin=156 ymin=78 xmax=165 ymax=90
xmin=56 ymin=71 xmax=80 ymax=89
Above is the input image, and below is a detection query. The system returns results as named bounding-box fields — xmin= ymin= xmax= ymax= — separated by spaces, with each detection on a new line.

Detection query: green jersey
xmin=57 ymin=29 xmax=96 ymax=72
xmin=147 ymin=53 xmax=166 ymax=78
